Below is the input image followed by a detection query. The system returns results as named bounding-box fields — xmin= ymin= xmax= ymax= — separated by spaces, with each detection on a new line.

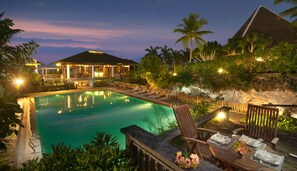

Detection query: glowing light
xmin=124 ymin=98 xmax=130 ymax=103
xmin=15 ymin=78 xmax=24 ymax=86
xmin=94 ymin=91 xmax=99 ymax=96
xmin=56 ymin=63 xmax=61 ymax=67
xmin=88 ymin=50 xmax=103 ymax=54
xmin=218 ymin=68 xmax=223 ymax=74
xmin=57 ymin=110 xmax=62 ymax=114
xmin=255 ymin=57 xmax=264 ymax=62
xmin=98 ymin=72 xmax=104 ymax=78
xmin=173 ymin=72 xmax=177 ymax=76
xmin=216 ymin=112 xmax=226 ymax=120
xmin=99 ymin=91 xmax=105 ymax=96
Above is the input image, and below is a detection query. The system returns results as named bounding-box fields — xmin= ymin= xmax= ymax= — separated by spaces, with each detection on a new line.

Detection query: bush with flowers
xmin=175 ymin=151 xmax=200 ymax=169
xmin=233 ymin=140 xmax=249 ymax=157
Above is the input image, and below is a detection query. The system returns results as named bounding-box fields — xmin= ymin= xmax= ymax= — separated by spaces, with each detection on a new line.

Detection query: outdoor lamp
xmin=218 ymin=68 xmax=223 ymax=74
xmin=216 ymin=111 xmax=226 ymax=120
xmin=15 ymin=78 xmax=24 ymax=88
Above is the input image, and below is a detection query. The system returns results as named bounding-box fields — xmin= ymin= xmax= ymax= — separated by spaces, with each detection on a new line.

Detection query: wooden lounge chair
xmin=137 ymin=86 xmax=149 ymax=94
xmin=154 ymin=90 xmax=167 ymax=99
xmin=130 ymin=85 xmax=140 ymax=92
xmin=173 ymin=104 xmax=217 ymax=161
xmin=233 ymin=104 xmax=279 ymax=149
xmin=144 ymin=89 xmax=158 ymax=96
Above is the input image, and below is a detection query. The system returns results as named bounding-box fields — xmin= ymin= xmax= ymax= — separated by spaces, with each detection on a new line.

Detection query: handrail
xmin=121 ymin=125 xmax=222 ymax=171
xmin=29 ymin=133 xmax=46 ymax=154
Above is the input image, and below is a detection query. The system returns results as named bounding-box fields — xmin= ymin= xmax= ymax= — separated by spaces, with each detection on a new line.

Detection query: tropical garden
xmin=0 ymin=0 xmax=297 ymax=170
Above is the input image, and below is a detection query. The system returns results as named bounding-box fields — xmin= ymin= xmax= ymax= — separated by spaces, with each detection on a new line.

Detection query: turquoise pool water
xmin=34 ymin=90 xmax=176 ymax=153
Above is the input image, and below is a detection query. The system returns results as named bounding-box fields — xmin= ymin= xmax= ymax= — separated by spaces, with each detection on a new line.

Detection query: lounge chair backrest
xmin=245 ymin=104 xmax=279 ymax=142
xmin=173 ymin=104 xmax=197 ymax=138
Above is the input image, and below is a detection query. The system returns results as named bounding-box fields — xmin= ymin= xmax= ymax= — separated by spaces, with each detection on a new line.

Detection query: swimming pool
xmin=34 ymin=90 xmax=176 ymax=153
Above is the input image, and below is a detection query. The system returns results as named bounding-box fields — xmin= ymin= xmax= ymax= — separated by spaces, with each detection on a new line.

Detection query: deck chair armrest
xmin=197 ymin=128 xmax=217 ymax=134
xmin=232 ymin=127 xmax=245 ymax=134
xmin=183 ymin=137 xmax=208 ymax=145
xmin=271 ymin=137 xmax=279 ymax=145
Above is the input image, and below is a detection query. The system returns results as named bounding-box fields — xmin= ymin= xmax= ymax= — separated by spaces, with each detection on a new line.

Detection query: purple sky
xmin=2 ymin=0 xmax=293 ymax=65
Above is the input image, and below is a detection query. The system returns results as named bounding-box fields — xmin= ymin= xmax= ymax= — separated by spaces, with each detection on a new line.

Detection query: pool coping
xmin=14 ymin=87 xmax=177 ymax=167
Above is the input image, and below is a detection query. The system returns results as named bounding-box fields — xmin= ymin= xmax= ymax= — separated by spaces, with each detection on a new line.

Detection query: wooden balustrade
xmin=121 ymin=125 xmax=222 ymax=171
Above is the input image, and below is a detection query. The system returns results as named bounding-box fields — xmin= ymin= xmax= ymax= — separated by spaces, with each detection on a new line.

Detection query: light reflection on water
xmin=34 ymin=90 xmax=176 ymax=153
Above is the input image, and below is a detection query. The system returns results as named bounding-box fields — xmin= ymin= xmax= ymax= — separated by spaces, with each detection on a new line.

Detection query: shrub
xmin=93 ymin=80 xmax=109 ymax=87
xmin=21 ymin=132 xmax=136 ymax=171
xmin=278 ymin=117 xmax=297 ymax=134
xmin=191 ymin=99 xmax=214 ymax=120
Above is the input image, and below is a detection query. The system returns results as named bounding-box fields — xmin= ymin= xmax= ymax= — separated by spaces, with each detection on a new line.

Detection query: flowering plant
xmin=233 ymin=140 xmax=249 ymax=155
xmin=175 ymin=151 xmax=200 ymax=169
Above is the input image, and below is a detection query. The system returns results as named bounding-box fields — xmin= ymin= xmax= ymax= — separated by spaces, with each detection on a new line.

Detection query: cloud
xmin=11 ymin=37 xmax=102 ymax=49
xmin=13 ymin=19 xmax=134 ymax=41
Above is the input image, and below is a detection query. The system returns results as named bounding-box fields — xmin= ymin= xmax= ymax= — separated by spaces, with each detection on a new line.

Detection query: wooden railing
xmin=121 ymin=125 xmax=222 ymax=171
xmin=215 ymin=101 xmax=248 ymax=114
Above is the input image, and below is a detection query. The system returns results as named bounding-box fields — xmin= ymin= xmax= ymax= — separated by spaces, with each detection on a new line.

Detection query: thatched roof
xmin=233 ymin=6 xmax=296 ymax=43
xmin=55 ymin=50 xmax=138 ymax=65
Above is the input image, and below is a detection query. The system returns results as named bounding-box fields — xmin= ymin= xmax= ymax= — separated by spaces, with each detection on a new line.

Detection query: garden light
xmin=216 ymin=111 xmax=226 ymax=120
xmin=15 ymin=78 xmax=24 ymax=86
xmin=173 ymin=72 xmax=177 ymax=76
xmin=218 ymin=68 xmax=223 ymax=74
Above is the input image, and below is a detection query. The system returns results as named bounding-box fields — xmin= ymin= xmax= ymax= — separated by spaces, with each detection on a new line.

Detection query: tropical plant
xmin=274 ymin=0 xmax=297 ymax=22
xmin=173 ymin=13 xmax=213 ymax=63
xmin=21 ymin=132 xmax=136 ymax=171
xmin=191 ymin=99 xmax=214 ymax=119
xmin=194 ymin=41 xmax=223 ymax=61
xmin=144 ymin=45 xmax=160 ymax=58
xmin=0 ymin=93 xmax=23 ymax=149
xmin=0 ymin=12 xmax=38 ymax=150
xmin=160 ymin=45 xmax=173 ymax=66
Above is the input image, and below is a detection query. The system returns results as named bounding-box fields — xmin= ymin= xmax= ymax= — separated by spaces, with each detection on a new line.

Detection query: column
xmin=67 ymin=65 xmax=70 ymax=79
xmin=111 ymin=66 xmax=114 ymax=78
xmin=91 ymin=65 xmax=94 ymax=78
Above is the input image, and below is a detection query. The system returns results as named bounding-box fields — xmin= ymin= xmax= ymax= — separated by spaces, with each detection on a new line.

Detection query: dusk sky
xmin=2 ymin=0 xmax=293 ymax=65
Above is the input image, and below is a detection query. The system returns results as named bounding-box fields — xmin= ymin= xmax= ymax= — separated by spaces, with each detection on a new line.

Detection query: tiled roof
xmin=55 ymin=50 xmax=138 ymax=65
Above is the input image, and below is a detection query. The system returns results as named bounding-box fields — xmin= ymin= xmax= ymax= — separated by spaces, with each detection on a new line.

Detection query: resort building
xmin=233 ymin=6 xmax=297 ymax=44
xmin=40 ymin=50 xmax=138 ymax=86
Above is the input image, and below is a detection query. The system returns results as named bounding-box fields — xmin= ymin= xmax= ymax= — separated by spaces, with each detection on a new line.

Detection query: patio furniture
xmin=154 ymin=90 xmax=167 ymax=99
xmin=208 ymin=134 xmax=284 ymax=171
xmin=233 ymin=104 xmax=279 ymax=149
xmin=173 ymin=104 xmax=217 ymax=161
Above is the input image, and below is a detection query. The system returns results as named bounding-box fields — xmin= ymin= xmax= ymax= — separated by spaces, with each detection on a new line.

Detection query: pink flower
xmin=185 ymin=158 xmax=191 ymax=168
xmin=175 ymin=151 xmax=200 ymax=169
xmin=175 ymin=156 xmax=180 ymax=164
xmin=190 ymin=153 xmax=199 ymax=160
xmin=176 ymin=151 xmax=182 ymax=157
xmin=179 ymin=156 xmax=185 ymax=164
xmin=191 ymin=158 xmax=200 ymax=168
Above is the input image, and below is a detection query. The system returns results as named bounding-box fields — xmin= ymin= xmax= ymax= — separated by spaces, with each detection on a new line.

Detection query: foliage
xmin=0 ymin=12 xmax=39 ymax=88
xmin=277 ymin=116 xmax=297 ymax=133
xmin=21 ymin=132 xmax=136 ymax=171
xmin=172 ymin=66 xmax=195 ymax=87
xmin=274 ymin=0 xmax=297 ymax=23
xmin=0 ymin=91 xmax=23 ymax=149
xmin=266 ymin=42 xmax=297 ymax=73
xmin=173 ymin=13 xmax=213 ymax=63
xmin=93 ymin=80 xmax=109 ymax=87
xmin=191 ymin=99 xmax=214 ymax=120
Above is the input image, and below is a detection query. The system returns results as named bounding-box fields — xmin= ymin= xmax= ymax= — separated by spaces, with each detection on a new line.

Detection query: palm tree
xmin=173 ymin=13 xmax=213 ymax=63
xmin=144 ymin=45 xmax=160 ymax=58
xmin=160 ymin=45 xmax=173 ymax=66
xmin=274 ymin=0 xmax=297 ymax=22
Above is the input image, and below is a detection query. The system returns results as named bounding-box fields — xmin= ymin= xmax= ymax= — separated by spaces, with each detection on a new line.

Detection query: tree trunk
xmin=190 ymin=38 xmax=193 ymax=63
